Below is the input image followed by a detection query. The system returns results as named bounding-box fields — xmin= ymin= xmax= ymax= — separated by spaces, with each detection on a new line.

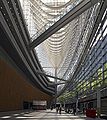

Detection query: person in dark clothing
xmin=56 ymin=107 xmax=59 ymax=113
xmin=83 ymin=107 xmax=85 ymax=114
xmin=51 ymin=106 xmax=53 ymax=110
xmin=73 ymin=107 xmax=76 ymax=115
xmin=59 ymin=107 xmax=62 ymax=114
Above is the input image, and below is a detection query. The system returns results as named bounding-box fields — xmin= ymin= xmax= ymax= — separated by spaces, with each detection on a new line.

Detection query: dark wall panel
xmin=0 ymin=57 xmax=52 ymax=112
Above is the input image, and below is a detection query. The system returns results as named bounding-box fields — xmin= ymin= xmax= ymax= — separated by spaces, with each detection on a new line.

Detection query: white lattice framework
xmin=19 ymin=0 xmax=99 ymax=91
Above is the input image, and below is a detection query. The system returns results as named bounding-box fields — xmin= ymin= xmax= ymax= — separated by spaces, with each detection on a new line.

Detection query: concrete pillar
xmin=76 ymin=92 xmax=78 ymax=114
xmin=97 ymin=88 xmax=101 ymax=118
xmin=76 ymin=99 xmax=78 ymax=114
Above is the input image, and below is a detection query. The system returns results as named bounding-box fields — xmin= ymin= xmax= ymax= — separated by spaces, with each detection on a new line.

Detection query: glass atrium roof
xmin=19 ymin=0 xmax=97 ymax=91
xmin=41 ymin=0 xmax=70 ymax=3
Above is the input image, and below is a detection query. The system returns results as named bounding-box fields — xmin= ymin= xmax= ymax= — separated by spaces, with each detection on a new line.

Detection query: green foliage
xmin=59 ymin=62 xmax=107 ymax=102
xmin=104 ymin=62 xmax=107 ymax=71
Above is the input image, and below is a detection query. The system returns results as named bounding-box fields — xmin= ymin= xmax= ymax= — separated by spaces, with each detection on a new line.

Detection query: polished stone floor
xmin=0 ymin=109 xmax=106 ymax=120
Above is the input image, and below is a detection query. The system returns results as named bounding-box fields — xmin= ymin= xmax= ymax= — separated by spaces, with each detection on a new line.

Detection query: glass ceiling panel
xmin=19 ymin=0 xmax=96 ymax=92
xmin=41 ymin=0 xmax=70 ymax=4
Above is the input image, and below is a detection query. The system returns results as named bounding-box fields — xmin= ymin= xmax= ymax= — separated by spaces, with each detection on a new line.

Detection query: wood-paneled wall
xmin=0 ymin=57 xmax=52 ymax=111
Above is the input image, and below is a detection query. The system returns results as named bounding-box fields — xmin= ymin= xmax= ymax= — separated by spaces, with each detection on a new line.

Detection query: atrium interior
xmin=0 ymin=0 xmax=107 ymax=119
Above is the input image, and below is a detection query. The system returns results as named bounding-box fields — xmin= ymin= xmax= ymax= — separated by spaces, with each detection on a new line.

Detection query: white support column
xmin=54 ymin=68 xmax=57 ymax=107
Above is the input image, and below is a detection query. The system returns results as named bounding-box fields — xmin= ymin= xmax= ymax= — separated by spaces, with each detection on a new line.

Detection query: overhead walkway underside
xmin=29 ymin=0 xmax=101 ymax=49
xmin=0 ymin=0 xmax=55 ymax=95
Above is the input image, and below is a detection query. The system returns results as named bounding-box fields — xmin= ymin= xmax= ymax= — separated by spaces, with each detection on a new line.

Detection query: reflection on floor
xmin=0 ymin=109 xmax=106 ymax=120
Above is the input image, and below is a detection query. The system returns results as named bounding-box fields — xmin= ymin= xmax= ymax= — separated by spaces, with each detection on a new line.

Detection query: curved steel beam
xmin=29 ymin=0 xmax=101 ymax=49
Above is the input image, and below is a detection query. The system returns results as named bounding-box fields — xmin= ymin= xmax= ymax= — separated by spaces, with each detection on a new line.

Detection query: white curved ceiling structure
xmin=20 ymin=0 xmax=84 ymax=63
xmin=19 ymin=0 xmax=99 ymax=91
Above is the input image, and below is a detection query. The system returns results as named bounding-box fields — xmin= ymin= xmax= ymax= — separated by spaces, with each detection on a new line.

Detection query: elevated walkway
xmin=0 ymin=0 xmax=55 ymax=95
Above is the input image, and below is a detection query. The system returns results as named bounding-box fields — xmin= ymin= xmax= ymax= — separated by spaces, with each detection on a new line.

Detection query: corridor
xmin=0 ymin=0 xmax=107 ymax=118
xmin=0 ymin=109 xmax=105 ymax=120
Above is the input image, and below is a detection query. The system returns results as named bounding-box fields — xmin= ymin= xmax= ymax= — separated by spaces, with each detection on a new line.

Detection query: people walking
xmin=56 ymin=107 xmax=59 ymax=113
xmin=59 ymin=106 xmax=62 ymax=114
xmin=73 ymin=107 xmax=76 ymax=115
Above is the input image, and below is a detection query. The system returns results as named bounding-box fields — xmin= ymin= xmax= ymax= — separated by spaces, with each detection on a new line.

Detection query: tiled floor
xmin=0 ymin=109 xmax=106 ymax=120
